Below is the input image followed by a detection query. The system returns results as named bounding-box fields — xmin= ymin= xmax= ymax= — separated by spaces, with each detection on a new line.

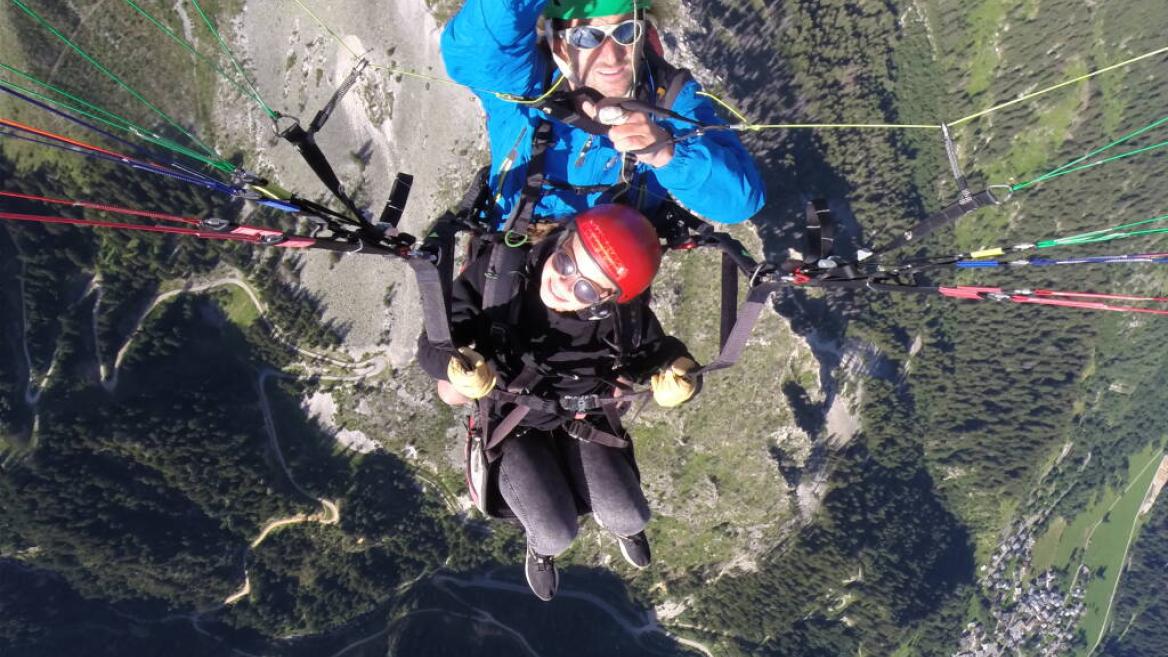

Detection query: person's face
xmin=539 ymin=234 xmax=618 ymax=312
xmin=551 ymin=13 xmax=639 ymax=99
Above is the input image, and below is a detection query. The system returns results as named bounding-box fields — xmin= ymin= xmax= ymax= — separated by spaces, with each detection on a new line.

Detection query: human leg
xmin=497 ymin=430 xmax=580 ymax=557
xmin=564 ymin=437 xmax=650 ymax=539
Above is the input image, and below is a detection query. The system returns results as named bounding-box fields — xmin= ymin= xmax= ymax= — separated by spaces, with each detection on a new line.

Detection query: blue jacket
xmin=441 ymin=0 xmax=766 ymax=227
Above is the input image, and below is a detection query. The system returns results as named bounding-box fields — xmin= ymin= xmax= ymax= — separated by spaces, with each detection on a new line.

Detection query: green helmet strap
xmin=543 ymin=0 xmax=650 ymax=20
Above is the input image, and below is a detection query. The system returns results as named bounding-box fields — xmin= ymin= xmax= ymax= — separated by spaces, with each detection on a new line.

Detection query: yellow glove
xmin=447 ymin=347 xmax=497 ymax=400
xmin=651 ymin=357 xmax=699 ymax=408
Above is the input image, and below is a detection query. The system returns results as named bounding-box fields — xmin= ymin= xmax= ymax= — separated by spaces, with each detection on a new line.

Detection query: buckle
xmin=565 ymin=420 xmax=592 ymax=441
xmin=561 ymin=394 xmax=600 ymax=413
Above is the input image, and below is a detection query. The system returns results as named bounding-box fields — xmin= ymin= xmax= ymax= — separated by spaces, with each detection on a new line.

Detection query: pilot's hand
xmin=585 ymin=100 xmax=674 ymax=168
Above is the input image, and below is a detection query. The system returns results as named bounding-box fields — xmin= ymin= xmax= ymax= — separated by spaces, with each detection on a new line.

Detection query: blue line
xmin=0 ymin=84 xmax=230 ymax=190
xmin=0 ymin=128 xmax=231 ymax=194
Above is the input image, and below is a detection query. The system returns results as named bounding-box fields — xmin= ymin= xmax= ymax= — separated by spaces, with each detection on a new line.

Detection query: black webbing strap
xmin=281 ymin=124 xmax=366 ymax=224
xmin=536 ymin=87 xmax=611 ymax=136
xmin=278 ymin=60 xmax=371 ymax=225
xmin=503 ymin=120 xmax=554 ymax=236
xmin=412 ymin=167 xmax=491 ymax=352
xmin=407 ymin=258 xmax=454 ymax=350
xmin=310 ymin=59 xmax=368 ymax=133
xmin=490 ymin=389 xmax=561 ymax=415
xmin=877 ymin=188 xmax=1003 ymax=254
xmin=483 ymin=121 xmax=555 ymax=323
xmin=487 ymin=405 xmax=530 ymax=452
xmin=805 ymin=198 xmax=833 ymax=262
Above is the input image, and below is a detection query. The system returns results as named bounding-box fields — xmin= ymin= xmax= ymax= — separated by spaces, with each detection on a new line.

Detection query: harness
xmin=445 ymin=49 xmax=699 ymax=472
xmin=493 ymin=45 xmax=694 ymax=233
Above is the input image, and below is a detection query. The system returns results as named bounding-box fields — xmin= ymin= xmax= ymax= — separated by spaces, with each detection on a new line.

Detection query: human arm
xmin=440 ymin=0 xmax=551 ymax=97
xmin=615 ymin=300 xmax=702 ymax=406
xmin=650 ymin=82 xmax=766 ymax=224
xmin=415 ymin=253 xmax=492 ymax=382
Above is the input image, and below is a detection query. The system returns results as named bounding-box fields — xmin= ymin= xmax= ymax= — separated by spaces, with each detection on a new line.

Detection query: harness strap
xmin=276 ymin=59 xmax=373 ymax=227
xmin=280 ymin=122 xmax=367 ymax=224
xmin=309 ymin=59 xmax=368 ymax=134
xmin=487 ymin=405 xmax=531 ymax=453
xmin=805 ymin=198 xmax=833 ymax=262
xmin=413 ymin=167 xmax=491 ymax=352
xmin=720 ymin=252 xmax=739 ymax=350
xmin=697 ymin=280 xmax=784 ymax=375
xmin=877 ymin=188 xmax=1005 ymax=254
xmin=564 ymin=419 xmax=631 ymax=449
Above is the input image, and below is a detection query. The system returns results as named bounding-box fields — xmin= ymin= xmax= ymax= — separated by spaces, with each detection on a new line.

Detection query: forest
xmin=3 ymin=0 xmax=1168 ymax=655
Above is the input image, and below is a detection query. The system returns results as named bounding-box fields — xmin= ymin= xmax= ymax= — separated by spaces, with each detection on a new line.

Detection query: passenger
xmin=417 ymin=205 xmax=699 ymax=601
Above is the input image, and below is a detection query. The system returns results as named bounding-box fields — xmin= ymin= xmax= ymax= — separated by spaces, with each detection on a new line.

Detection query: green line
xmin=119 ymin=0 xmax=274 ymax=116
xmin=1036 ymin=213 xmax=1168 ymax=248
xmin=188 ymin=0 xmax=276 ymax=119
xmin=8 ymin=0 xmax=227 ymax=164
xmin=1 ymin=62 xmax=138 ymax=129
xmin=1012 ymin=139 xmax=1168 ymax=191
xmin=1017 ymin=113 xmax=1168 ymax=188
xmin=0 ymin=76 xmax=234 ymax=171
xmin=0 ymin=63 xmax=233 ymax=170
xmin=1041 ymin=226 xmax=1168 ymax=247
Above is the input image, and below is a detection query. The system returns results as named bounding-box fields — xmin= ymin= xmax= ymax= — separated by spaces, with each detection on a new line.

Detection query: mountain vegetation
xmin=2 ymin=0 xmax=1168 ymax=655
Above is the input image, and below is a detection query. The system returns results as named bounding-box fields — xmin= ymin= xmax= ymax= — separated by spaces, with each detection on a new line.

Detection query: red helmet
xmin=573 ymin=204 xmax=662 ymax=304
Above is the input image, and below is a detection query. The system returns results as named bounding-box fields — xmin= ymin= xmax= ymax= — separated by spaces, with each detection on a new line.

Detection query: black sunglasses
xmin=551 ymin=246 xmax=613 ymax=305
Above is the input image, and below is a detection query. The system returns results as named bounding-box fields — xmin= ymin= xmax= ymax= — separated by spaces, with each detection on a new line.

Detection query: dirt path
xmin=81 ymin=273 xmax=373 ymax=608
xmin=102 ymin=275 xmax=389 ymax=391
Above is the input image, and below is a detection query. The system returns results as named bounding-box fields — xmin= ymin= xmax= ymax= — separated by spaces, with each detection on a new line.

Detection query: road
xmin=72 ymin=273 xmax=386 ymax=611
xmin=433 ymin=573 xmax=715 ymax=657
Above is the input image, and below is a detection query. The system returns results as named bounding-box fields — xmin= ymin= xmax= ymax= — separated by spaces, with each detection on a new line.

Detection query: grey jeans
xmin=498 ymin=429 xmax=650 ymax=556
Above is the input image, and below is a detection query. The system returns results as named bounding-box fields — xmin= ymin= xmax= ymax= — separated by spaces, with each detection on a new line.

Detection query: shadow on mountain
xmin=388 ymin=566 xmax=707 ymax=657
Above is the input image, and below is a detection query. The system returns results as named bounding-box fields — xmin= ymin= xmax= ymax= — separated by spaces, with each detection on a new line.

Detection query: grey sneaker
xmin=617 ymin=531 xmax=651 ymax=569
xmin=524 ymin=546 xmax=559 ymax=601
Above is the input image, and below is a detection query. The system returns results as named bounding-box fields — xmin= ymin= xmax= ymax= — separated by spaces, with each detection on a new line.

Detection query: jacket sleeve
xmin=652 ymin=81 xmax=767 ymax=224
xmin=415 ymin=254 xmax=491 ymax=382
xmin=441 ymin=0 xmax=550 ymax=97
xmin=617 ymin=300 xmax=698 ymax=389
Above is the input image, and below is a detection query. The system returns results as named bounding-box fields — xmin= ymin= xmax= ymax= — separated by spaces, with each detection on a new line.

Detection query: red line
xmin=1 ymin=212 xmax=250 ymax=241
xmin=0 ymin=190 xmax=200 ymax=225
xmin=1031 ymin=289 xmax=1168 ymax=303
xmin=1011 ymin=295 xmax=1168 ymax=315
xmin=0 ymin=116 xmax=130 ymax=161
xmin=0 ymin=212 xmax=313 ymax=249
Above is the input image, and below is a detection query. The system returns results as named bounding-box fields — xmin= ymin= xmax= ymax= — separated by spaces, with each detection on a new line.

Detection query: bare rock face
xmin=209 ymin=0 xmax=867 ymax=575
xmin=227 ymin=0 xmax=485 ymax=365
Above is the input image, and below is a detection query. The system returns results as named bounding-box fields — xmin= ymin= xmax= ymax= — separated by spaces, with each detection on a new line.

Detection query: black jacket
xmin=417 ymin=234 xmax=694 ymax=430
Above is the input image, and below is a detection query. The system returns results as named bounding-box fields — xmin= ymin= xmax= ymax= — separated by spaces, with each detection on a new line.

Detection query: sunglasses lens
xmin=552 ymin=250 xmax=577 ymax=276
xmin=573 ymin=279 xmax=602 ymax=305
xmin=612 ymin=20 xmax=642 ymax=45
xmin=569 ymin=26 xmax=605 ymax=49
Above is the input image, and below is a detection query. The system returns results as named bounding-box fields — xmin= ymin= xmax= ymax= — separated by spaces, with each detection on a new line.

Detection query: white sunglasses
xmin=556 ymin=19 xmax=644 ymax=50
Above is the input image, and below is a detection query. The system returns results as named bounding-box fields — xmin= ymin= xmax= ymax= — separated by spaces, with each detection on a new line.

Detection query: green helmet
xmin=543 ymin=0 xmax=651 ymax=20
